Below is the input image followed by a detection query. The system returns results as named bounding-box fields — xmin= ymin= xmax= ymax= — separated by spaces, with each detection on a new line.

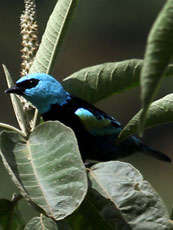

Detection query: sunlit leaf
xmin=0 ymin=121 xmax=87 ymax=220
xmin=30 ymin=0 xmax=78 ymax=74
xmin=63 ymin=60 xmax=173 ymax=104
xmin=24 ymin=215 xmax=57 ymax=230
xmin=63 ymin=59 xmax=143 ymax=104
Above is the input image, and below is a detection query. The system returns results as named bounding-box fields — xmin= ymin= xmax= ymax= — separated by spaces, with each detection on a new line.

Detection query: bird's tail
xmin=141 ymin=144 xmax=171 ymax=163
xmin=128 ymin=136 xmax=171 ymax=163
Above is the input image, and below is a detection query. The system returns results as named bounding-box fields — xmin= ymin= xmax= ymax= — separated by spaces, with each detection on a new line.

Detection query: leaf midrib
xmin=46 ymin=0 xmax=73 ymax=74
xmin=26 ymin=140 xmax=54 ymax=216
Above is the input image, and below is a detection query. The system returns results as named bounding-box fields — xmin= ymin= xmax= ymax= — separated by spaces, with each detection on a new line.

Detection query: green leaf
xmin=63 ymin=59 xmax=143 ymax=104
xmin=67 ymin=190 xmax=125 ymax=230
xmin=31 ymin=110 xmax=41 ymax=131
xmin=24 ymin=215 xmax=57 ymax=230
xmin=140 ymin=0 xmax=173 ymax=134
xmin=88 ymin=161 xmax=173 ymax=230
xmin=118 ymin=93 xmax=173 ymax=142
xmin=0 ymin=123 xmax=25 ymax=137
xmin=170 ymin=208 xmax=173 ymax=221
xmin=63 ymin=60 xmax=173 ymax=104
xmin=2 ymin=65 xmax=28 ymax=135
xmin=29 ymin=0 xmax=78 ymax=74
xmin=0 ymin=121 xmax=88 ymax=220
xmin=56 ymin=220 xmax=72 ymax=230
xmin=0 ymin=199 xmax=25 ymax=230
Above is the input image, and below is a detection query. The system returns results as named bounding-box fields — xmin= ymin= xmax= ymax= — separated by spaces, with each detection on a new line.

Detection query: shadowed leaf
xmin=139 ymin=0 xmax=173 ymax=134
xmin=0 ymin=199 xmax=25 ymax=230
xmin=67 ymin=188 xmax=130 ymax=230
xmin=119 ymin=93 xmax=173 ymax=142
xmin=87 ymin=161 xmax=172 ymax=230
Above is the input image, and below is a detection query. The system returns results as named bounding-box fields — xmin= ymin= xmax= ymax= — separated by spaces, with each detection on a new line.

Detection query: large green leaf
xmin=0 ymin=121 xmax=87 ymax=220
xmin=66 ymin=189 xmax=113 ymax=230
xmin=87 ymin=161 xmax=173 ymax=230
xmin=29 ymin=0 xmax=78 ymax=74
xmin=63 ymin=59 xmax=143 ymax=104
xmin=24 ymin=215 xmax=58 ymax=230
xmin=63 ymin=60 xmax=173 ymax=104
xmin=140 ymin=0 xmax=173 ymax=133
xmin=118 ymin=93 xmax=173 ymax=141
xmin=0 ymin=198 xmax=25 ymax=230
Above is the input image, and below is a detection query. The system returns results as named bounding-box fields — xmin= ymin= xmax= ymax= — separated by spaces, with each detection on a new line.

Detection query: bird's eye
xmin=28 ymin=79 xmax=39 ymax=88
xmin=17 ymin=78 xmax=39 ymax=89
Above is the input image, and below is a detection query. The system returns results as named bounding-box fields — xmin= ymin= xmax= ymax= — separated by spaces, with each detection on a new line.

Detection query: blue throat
xmin=27 ymin=93 xmax=71 ymax=114
xmin=25 ymin=87 xmax=71 ymax=114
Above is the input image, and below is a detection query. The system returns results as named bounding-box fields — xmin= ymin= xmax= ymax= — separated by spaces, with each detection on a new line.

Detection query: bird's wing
xmin=74 ymin=108 xmax=122 ymax=136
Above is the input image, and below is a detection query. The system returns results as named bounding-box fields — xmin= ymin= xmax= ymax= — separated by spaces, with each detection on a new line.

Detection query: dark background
xmin=0 ymin=0 xmax=172 ymax=220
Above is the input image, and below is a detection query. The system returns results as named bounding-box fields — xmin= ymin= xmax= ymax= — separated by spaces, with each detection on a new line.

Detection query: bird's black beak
xmin=5 ymin=85 xmax=24 ymax=95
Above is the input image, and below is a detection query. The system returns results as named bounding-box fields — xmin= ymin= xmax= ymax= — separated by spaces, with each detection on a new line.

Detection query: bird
xmin=5 ymin=73 xmax=171 ymax=163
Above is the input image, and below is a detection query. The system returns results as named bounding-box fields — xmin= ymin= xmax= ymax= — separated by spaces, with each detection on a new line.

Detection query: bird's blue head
xmin=5 ymin=73 xmax=70 ymax=114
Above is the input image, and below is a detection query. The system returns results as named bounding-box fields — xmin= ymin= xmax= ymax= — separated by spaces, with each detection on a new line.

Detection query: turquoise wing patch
xmin=75 ymin=108 xmax=121 ymax=136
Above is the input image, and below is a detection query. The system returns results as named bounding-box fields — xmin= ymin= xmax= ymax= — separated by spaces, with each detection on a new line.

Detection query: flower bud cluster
xmin=20 ymin=0 xmax=39 ymax=76
xmin=20 ymin=0 xmax=39 ymax=130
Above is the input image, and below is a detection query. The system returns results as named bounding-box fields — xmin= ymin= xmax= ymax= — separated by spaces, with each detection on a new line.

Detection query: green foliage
xmin=119 ymin=93 xmax=173 ymax=141
xmin=0 ymin=121 xmax=87 ymax=220
xmin=0 ymin=198 xmax=25 ymax=230
xmin=2 ymin=65 xmax=28 ymax=136
xmin=29 ymin=0 xmax=79 ymax=74
xmin=63 ymin=59 xmax=143 ymax=103
xmin=63 ymin=60 xmax=173 ymax=104
xmin=24 ymin=215 xmax=58 ymax=230
xmin=67 ymin=162 xmax=172 ymax=230
xmin=88 ymin=162 xmax=172 ymax=230
xmin=0 ymin=0 xmax=173 ymax=229
xmin=139 ymin=0 xmax=173 ymax=134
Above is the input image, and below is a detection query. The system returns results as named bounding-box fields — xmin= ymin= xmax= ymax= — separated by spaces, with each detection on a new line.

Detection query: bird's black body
xmin=41 ymin=95 xmax=121 ymax=161
xmin=41 ymin=95 xmax=170 ymax=162
xmin=5 ymin=73 xmax=171 ymax=163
